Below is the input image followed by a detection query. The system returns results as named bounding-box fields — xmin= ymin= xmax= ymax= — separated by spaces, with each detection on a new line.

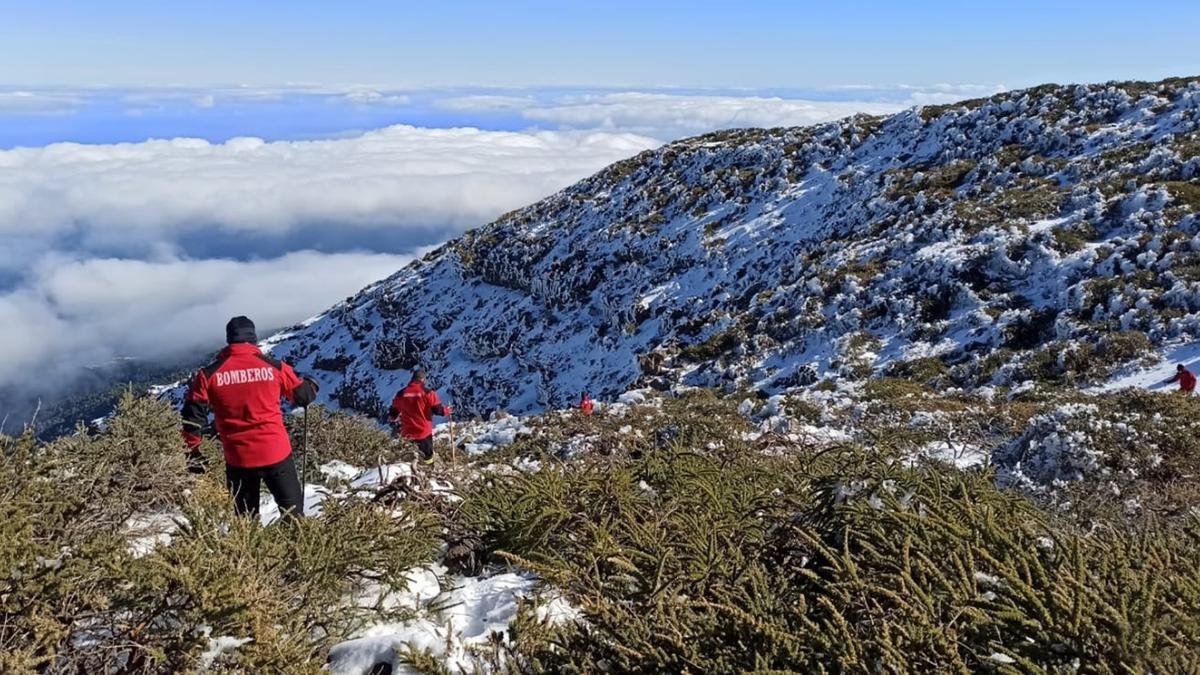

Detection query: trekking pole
xmin=301 ymin=406 xmax=310 ymax=487
xmin=448 ymin=407 xmax=456 ymax=465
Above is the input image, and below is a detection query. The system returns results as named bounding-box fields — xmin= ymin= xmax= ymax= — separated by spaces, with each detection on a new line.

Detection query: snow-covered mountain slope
xmin=265 ymin=77 xmax=1200 ymax=418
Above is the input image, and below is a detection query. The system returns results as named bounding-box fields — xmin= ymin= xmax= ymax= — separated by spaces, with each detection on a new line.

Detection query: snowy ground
xmin=327 ymin=565 xmax=579 ymax=675
xmin=129 ymin=384 xmax=1169 ymax=672
xmin=1092 ymin=342 xmax=1200 ymax=393
xmin=252 ymin=420 xmax=572 ymax=674
xmin=443 ymin=414 xmax=533 ymax=455
xmin=123 ymin=510 xmax=186 ymax=558
xmin=906 ymin=441 xmax=988 ymax=470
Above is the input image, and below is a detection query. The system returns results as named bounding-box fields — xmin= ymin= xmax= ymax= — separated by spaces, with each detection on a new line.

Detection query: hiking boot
xmin=419 ymin=455 xmax=436 ymax=466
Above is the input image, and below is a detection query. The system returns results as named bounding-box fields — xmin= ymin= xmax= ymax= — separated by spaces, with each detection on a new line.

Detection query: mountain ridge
xmin=257 ymin=76 xmax=1200 ymax=419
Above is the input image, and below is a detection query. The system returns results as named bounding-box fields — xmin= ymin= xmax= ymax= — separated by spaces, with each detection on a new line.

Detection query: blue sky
xmin=4 ymin=0 xmax=1197 ymax=89
xmin=2 ymin=0 xmax=1197 ymax=147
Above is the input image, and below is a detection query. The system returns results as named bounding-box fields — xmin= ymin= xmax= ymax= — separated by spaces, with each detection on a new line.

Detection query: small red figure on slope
xmin=388 ymin=369 xmax=452 ymax=465
xmin=1166 ymin=363 xmax=1196 ymax=394
xmin=579 ymin=391 xmax=594 ymax=417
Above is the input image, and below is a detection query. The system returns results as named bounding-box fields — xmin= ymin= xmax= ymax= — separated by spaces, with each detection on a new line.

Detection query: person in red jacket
xmin=181 ymin=316 xmax=319 ymax=519
xmin=1166 ymin=363 xmax=1197 ymax=394
xmin=579 ymin=391 xmax=594 ymax=417
xmin=388 ymin=369 xmax=451 ymax=465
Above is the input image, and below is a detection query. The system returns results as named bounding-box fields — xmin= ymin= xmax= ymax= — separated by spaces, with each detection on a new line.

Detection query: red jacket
xmin=579 ymin=394 xmax=594 ymax=416
xmin=1174 ymin=368 xmax=1197 ymax=393
xmin=181 ymin=343 xmax=317 ymax=468
xmin=389 ymin=380 xmax=447 ymax=440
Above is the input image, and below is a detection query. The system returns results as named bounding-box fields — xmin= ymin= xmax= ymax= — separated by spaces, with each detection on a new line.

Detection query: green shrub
xmin=678 ymin=326 xmax=744 ymax=363
xmin=1051 ymin=225 xmax=1088 ymax=253
xmin=0 ymin=394 xmax=441 ymax=673
xmin=132 ymin=492 xmax=440 ymax=672
xmin=863 ymin=377 xmax=938 ymax=404
xmin=285 ymin=404 xmax=399 ymax=474
xmin=1164 ymin=180 xmax=1200 ymax=211
xmin=889 ymin=356 xmax=951 ymax=385
xmin=1097 ymin=330 xmax=1152 ymax=364
xmin=458 ymin=442 xmax=1200 ymax=673
xmin=0 ymin=394 xmax=191 ymax=672
xmin=926 ymin=159 xmax=977 ymax=190
xmin=838 ymin=259 xmax=884 ymax=284
xmin=8 ymin=383 xmax=1200 ymax=673
xmin=1019 ymin=333 xmax=1153 ymax=385
xmin=814 ymin=378 xmax=838 ymax=392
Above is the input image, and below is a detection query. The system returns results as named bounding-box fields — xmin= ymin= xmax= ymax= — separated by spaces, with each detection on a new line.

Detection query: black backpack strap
xmin=201 ymin=352 xmax=231 ymax=379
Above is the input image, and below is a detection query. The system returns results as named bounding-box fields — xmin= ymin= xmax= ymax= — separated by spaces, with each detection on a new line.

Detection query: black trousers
xmin=225 ymin=454 xmax=304 ymax=519
xmin=412 ymin=435 xmax=434 ymax=460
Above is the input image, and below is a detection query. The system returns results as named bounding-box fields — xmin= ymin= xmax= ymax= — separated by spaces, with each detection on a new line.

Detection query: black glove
xmin=186 ymin=449 xmax=207 ymax=475
xmin=294 ymin=376 xmax=320 ymax=407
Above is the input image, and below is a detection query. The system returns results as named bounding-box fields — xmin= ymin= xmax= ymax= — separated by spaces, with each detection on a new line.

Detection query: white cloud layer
xmin=0 ymin=251 xmax=416 ymax=392
xmin=436 ymin=86 xmax=1005 ymax=138
xmin=523 ymin=93 xmax=906 ymax=136
xmin=0 ymin=125 xmax=658 ymax=399
xmin=0 ymin=90 xmax=84 ymax=115
xmin=0 ymin=83 xmax=1008 ymax=157
xmin=0 ymin=125 xmax=655 ymax=250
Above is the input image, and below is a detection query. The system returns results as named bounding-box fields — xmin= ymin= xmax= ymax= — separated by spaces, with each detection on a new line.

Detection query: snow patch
xmin=1093 ymin=341 xmax=1199 ymax=393
xmin=123 ymin=510 xmax=186 ymax=558
xmin=617 ymin=389 xmax=652 ymax=405
xmin=197 ymin=633 xmax=253 ymax=672
xmin=452 ymin=416 xmax=533 ymax=455
xmin=260 ymin=484 xmax=335 ymax=526
xmin=327 ymin=566 xmax=579 ymax=675
xmin=320 ymin=460 xmax=363 ymax=482
xmin=351 ymin=463 xmax=414 ymax=489
xmin=908 ymin=441 xmax=988 ymax=469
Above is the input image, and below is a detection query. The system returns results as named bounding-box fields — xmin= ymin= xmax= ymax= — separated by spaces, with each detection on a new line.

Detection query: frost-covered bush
xmin=0 ymin=394 xmax=192 ymax=672
xmin=997 ymin=402 xmax=1107 ymax=485
xmin=996 ymin=389 xmax=1200 ymax=516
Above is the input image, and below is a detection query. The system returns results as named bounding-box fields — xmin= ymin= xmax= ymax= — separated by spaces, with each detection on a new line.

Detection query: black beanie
xmin=226 ymin=316 xmax=257 ymax=344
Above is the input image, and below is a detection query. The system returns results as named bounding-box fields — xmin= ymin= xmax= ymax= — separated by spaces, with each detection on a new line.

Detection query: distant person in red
xmin=579 ymin=391 xmax=594 ymax=417
xmin=181 ymin=316 xmax=319 ymax=519
xmin=389 ymin=369 xmax=451 ymax=465
xmin=1166 ymin=364 xmax=1197 ymax=394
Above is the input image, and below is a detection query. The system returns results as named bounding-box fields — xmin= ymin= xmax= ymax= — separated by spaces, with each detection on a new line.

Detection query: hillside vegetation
xmin=260 ymin=77 xmax=1200 ymax=419
xmin=4 ymin=380 xmax=1199 ymax=673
